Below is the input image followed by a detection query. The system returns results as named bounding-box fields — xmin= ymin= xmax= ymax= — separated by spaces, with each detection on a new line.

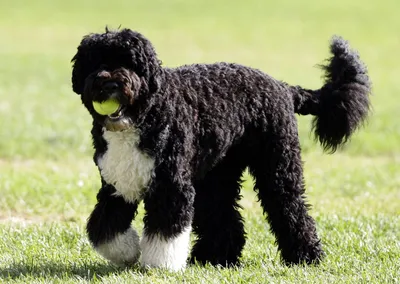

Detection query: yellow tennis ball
xmin=92 ymin=99 xmax=120 ymax=115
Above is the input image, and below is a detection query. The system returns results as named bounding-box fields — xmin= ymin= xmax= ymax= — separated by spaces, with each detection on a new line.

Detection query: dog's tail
xmin=291 ymin=35 xmax=371 ymax=152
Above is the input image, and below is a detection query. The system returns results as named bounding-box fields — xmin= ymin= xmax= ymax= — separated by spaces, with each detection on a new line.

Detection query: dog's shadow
xmin=0 ymin=261 xmax=137 ymax=280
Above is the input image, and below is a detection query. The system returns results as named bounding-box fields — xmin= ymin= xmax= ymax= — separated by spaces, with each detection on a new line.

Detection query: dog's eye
xmin=120 ymin=77 xmax=129 ymax=84
xmin=92 ymin=75 xmax=107 ymax=88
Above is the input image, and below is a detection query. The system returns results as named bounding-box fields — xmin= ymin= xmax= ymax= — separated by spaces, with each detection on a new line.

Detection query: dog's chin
xmin=104 ymin=116 xmax=133 ymax=132
xmin=102 ymin=107 xmax=133 ymax=132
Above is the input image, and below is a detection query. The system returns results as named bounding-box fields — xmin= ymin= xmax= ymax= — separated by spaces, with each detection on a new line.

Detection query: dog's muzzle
xmin=99 ymin=83 xmax=133 ymax=132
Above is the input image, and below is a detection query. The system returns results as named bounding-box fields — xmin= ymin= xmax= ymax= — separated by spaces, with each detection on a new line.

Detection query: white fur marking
xmin=140 ymin=226 xmax=191 ymax=271
xmin=96 ymin=227 xmax=140 ymax=266
xmin=97 ymin=128 xmax=155 ymax=203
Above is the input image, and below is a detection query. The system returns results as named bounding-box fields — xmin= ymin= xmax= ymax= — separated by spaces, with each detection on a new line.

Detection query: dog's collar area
xmin=104 ymin=113 xmax=133 ymax=132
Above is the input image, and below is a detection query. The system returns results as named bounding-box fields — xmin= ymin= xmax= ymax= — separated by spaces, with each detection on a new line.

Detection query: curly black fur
xmin=314 ymin=36 xmax=371 ymax=152
xmin=71 ymin=28 xmax=371 ymax=269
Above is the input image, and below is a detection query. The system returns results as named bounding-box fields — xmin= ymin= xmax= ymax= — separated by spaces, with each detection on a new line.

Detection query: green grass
xmin=0 ymin=0 xmax=399 ymax=282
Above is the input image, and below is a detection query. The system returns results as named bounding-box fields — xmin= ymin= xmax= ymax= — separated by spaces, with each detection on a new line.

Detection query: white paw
xmin=95 ymin=227 xmax=140 ymax=266
xmin=140 ymin=226 xmax=191 ymax=271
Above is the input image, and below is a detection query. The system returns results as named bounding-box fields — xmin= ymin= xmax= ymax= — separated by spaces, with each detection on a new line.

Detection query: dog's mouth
xmin=107 ymin=104 xmax=124 ymax=119
xmin=104 ymin=105 xmax=133 ymax=132
xmin=90 ymin=77 xmax=136 ymax=132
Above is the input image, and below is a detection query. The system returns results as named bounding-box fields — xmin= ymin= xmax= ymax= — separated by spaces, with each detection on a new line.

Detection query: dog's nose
xmin=103 ymin=82 xmax=119 ymax=92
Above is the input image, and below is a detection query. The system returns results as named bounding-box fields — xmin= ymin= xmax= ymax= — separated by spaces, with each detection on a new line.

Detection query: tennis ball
xmin=92 ymin=99 xmax=120 ymax=115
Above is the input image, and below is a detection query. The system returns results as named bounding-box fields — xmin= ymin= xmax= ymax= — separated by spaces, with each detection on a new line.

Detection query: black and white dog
xmin=71 ymin=28 xmax=371 ymax=271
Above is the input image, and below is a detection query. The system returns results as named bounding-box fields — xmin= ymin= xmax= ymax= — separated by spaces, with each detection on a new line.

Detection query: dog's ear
xmin=121 ymin=29 xmax=162 ymax=94
xmin=71 ymin=36 xmax=92 ymax=95
xmin=71 ymin=55 xmax=82 ymax=95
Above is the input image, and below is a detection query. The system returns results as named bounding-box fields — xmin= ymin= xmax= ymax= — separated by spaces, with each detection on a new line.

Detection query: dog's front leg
xmin=87 ymin=183 xmax=140 ymax=266
xmin=139 ymin=170 xmax=194 ymax=271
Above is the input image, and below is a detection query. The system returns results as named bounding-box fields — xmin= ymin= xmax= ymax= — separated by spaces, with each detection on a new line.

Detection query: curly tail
xmin=291 ymin=35 xmax=372 ymax=152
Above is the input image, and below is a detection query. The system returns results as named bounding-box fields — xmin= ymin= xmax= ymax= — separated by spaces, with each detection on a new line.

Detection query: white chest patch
xmin=97 ymin=128 xmax=155 ymax=203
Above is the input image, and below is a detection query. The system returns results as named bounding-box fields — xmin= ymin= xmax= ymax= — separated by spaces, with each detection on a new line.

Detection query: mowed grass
xmin=0 ymin=0 xmax=399 ymax=283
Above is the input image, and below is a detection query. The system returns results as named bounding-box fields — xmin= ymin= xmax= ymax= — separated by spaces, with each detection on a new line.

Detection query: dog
xmin=71 ymin=28 xmax=371 ymax=271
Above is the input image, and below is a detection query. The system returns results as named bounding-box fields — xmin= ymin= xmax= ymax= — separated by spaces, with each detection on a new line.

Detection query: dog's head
xmin=71 ymin=28 xmax=162 ymax=131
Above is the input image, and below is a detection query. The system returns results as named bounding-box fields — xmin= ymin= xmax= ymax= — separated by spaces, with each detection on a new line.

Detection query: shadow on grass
xmin=0 ymin=261 xmax=142 ymax=280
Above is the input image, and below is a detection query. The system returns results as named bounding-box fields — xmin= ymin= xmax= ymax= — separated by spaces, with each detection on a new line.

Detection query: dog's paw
xmin=140 ymin=227 xmax=191 ymax=271
xmin=95 ymin=227 xmax=140 ymax=267
xmin=282 ymin=241 xmax=324 ymax=265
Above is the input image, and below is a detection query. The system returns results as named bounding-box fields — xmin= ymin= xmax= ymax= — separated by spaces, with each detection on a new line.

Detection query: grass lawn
xmin=0 ymin=0 xmax=399 ymax=283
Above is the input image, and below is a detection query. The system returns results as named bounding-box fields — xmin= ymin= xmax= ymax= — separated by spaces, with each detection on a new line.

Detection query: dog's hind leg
xmin=248 ymin=114 xmax=324 ymax=265
xmin=86 ymin=183 xmax=140 ymax=266
xmin=190 ymin=148 xmax=247 ymax=267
